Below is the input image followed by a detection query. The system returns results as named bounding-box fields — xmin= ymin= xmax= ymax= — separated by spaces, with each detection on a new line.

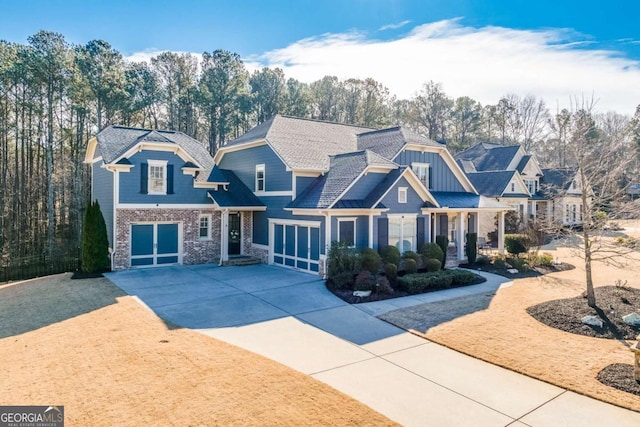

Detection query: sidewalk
xmin=193 ymin=270 xmax=640 ymax=426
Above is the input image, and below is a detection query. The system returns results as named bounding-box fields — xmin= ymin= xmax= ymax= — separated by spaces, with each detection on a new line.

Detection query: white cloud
xmin=250 ymin=19 xmax=640 ymax=115
xmin=378 ymin=20 xmax=411 ymax=31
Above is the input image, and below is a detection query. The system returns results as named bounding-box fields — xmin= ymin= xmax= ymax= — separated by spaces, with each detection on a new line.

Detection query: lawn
xmin=380 ymin=242 xmax=640 ymax=413
xmin=0 ymin=274 xmax=396 ymax=426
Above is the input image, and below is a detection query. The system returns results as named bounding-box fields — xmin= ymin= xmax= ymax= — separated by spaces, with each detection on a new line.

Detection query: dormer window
xmin=398 ymin=187 xmax=408 ymax=204
xmin=256 ymin=164 xmax=265 ymax=192
xmin=148 ymin=160 xmax=167 ymax=195
xmin=412 ymin=163 xmax=431 ymax=189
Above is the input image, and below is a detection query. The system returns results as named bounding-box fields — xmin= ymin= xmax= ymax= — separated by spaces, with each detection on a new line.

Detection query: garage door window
xmin=272 ymin=222 xmax=320 ymax=273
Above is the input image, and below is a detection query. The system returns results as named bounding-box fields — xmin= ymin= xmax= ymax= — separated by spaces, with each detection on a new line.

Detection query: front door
xmin=228 ymin=213 xmax=241 ymax=255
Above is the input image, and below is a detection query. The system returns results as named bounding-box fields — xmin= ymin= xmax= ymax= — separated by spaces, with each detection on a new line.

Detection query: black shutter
xmin=140 ymin=163 xmax=148 ymax=194
xmin=417 ymin=217 xmax=425 ymax=248
xmin=378 ymin=217 xmax=388 ymax=249
xmin=428 ymin=166 xmax=433 ymax=190
xmin=167 ymin=164 xmax=174 ymax=194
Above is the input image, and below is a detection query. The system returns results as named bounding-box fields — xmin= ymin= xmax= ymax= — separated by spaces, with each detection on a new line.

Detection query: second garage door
xmin=131 ymin=223 xmax=181 ymax=267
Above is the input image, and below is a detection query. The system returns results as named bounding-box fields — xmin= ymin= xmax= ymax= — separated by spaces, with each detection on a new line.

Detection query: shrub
xmin=504 ymin=234 xmax=530 ymax=256
xmin=538 ymin=252 xmax=554 ymax=267
xmin=465 ymin=232 xmax=477 ymax=264
xmin=435 ymin=235 xmax=449 ymax=267
xmin=475 ymin=255 xmax=490 ymax=266
xmin=384 ymin=263 xmax=398 ymax=283
xmin=82 ymin=200 xmax=111 ymax=274
xmin=428 ymin=272 xmax=453 ymax=288
xmin=327 ymin=241 xmax=358 ymax=281
xmin=507 ymin=256 xmax=529 ymax=271
xmin=424 ymin=258 xmax=441 ymax=272
xmin=399 ymin=274 xmax=430 ymax=294
xmin=449 ymin=270 xmax=479 ymax=286
xmin=354 ymin=271 xmax=376 ymax=291
xmin=492 ymin=255 xmax=507 ymax=269
xmin=359 ymin=248 xmax=382 ymax=273
xmin=326 ymin=271 xmax=354 ymax=291
xmin=420 ymin=242 xmax=444 ymax=265
xmin=375 ymin=276 xmax=394 ymax=294
xmin=404 ymin=258 xmax=418 ymax=274
xmin=403 ymin=250 xmax=419 ymax=261
xmin=379 ymin=245 xmax=401 ymax=266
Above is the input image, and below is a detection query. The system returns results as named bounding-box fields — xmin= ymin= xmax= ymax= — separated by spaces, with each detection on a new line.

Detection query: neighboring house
xmin=455 ymin=142 xmax=585 ymax=241
xmin=86 ymin=116 xmax=512 ymax=275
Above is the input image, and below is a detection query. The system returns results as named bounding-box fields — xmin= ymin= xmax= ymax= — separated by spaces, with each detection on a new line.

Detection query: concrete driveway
xmin=106 ymin=264 xmax=640 ymax=427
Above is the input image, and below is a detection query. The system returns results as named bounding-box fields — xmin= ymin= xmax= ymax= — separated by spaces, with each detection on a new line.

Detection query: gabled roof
xmin=455 ymin=142 xmax=521 ymax=172
xmin=540 ymin=167 xmax=578 ymax=196
xmin=356 ymin=127 xmax=441 ymax=159
xmin=466 ymin=171 xmax=518 ymax=197
xmin=91 ymin=125 xmax=214 ymax=175
xmin=516 ymin=155 xmax=532 ymax=173
xmin=288 ymin=150 xmax=398 ymax=209
xmin=207 ymin=169 xmax=265 ymax=209
xmin=222 ymin=115 xmax=375 ymax=171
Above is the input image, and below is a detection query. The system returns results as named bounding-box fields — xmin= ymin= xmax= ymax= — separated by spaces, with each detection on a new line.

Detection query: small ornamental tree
xmin=81 ymin=200 xmax=110 ymax=273
xmin=465 ymin=232 xmax=477 ymax=264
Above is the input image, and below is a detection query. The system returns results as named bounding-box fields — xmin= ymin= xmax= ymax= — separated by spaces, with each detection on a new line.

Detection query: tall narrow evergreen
xmin=81 ymin=201 xmax=110 ymax=273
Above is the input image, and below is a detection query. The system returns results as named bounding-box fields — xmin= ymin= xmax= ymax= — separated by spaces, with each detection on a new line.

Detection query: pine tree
xmin=81 ymin=201 xmax=110 ymax=273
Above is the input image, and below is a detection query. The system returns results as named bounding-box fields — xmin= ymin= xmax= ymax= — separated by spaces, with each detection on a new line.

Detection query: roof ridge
xmin=278 ymin=114 xmax=376 ymax=130
xmin=356 ymin=126 xmax=402 ymax=136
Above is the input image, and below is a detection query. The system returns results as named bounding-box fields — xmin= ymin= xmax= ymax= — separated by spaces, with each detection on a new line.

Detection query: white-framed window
xmin=510 ymin=182 xmax=515 ymax=192
xmin=412 ymin=162 xmax=430 ymax=189
xmin=148 ymin=160 xmax=167 ymax=194
xmin=256 ymin=164 xmax=265 ymax=191
xmin=398 ymin=187 xmax=408 ymax=204
xmin=337 ymin=218 xmax=356 ymax=247
xmin=199 ymin=214 xmax=211 ymax=240
xmin=388 ymin=215 xmax=416 ymax=253
xmin=525 ymin=180 xmax=536 ymax=194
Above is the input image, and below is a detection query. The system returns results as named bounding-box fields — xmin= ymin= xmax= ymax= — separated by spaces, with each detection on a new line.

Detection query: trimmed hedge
xmin=359 ymin=248 xmax=382 ymax=273
xmin=505 ymin=234 xmax=530 ymax=256
xmin=424 ymin=258 xmax=441 ymax=272
xmin=380 ymin=245 xmax=401 ymax=266
xmin=398 ymin=270 xmax=482 ymax=294
xmin=420 ymin=242 xmax=444 ymax=265
xmin=404 ymin=258 xmax=418 ymax=274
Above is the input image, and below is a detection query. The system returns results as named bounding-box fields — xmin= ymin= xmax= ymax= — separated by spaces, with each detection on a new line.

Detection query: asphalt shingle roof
xmin=430 ymin=192 xmax=509 ymax=209
xmin=95 ymin=125 xmax=215 ymax=181
xmin=466 ymin=171 xmax=517 ymax=197
xmin=207 ymin=168 xmax=265 ymax=208
xmin=357 ymin=127 xmax=441 ymax=159
xmin=288 ymin=150 xmax=398 ymax=209
xmin=516 ymin=155 xmax=532 ymax=173
xmin=540 ymin=167 xmax=578 ymax=196
xmin=455 ymin=142 xmax=521 ymax=172
xmin=224 ymin=115 xmax=375 ymax=171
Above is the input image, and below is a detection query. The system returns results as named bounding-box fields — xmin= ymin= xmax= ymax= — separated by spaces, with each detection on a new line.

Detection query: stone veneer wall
xmin=241 ymin=211 xmax=269 ymax=263
xmin=113 ymin=208 xmax=221 ymax=270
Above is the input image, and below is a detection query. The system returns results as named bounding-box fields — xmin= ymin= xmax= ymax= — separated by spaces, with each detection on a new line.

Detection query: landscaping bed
xmin=461 ymin=260 xmax=574 ymax=279
xmin=597 ymin=364 xmax=640 ymax=397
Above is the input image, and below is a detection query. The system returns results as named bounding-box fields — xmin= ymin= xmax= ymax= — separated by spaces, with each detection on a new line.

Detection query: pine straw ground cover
xmin=380 ymin=244 xmax=640 ymax=413
xmin=0 ymin=274 xmax=396 ymax=427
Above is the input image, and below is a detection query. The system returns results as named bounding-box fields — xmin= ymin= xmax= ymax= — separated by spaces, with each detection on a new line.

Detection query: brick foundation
xmin=113 ymin=208 xmax=221 ymax=270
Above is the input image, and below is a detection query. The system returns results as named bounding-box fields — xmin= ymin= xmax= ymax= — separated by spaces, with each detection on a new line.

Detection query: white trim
xmin=198 ymin=214 xmax=212 ymax=240
xmin=255 ymin=164 xmax=265 ymax=192
xmin=194 ymin=181 xmax=228 ymax=189
xmin=386 ymin=214 xmax=418 ymax=253
xmin=368 ymin=214 xmax=374 ymax=249
xmin=366 ymin=165 xmax=396 ymax=174
xmin=129 ymin=221 xmax=183 ymax=267
xmin=411 ymin=162 xmax=430 ymax=189
xmin=213 ymin=139 xmax=268 ymax=164
xmin=337 ymin=217 xmax=357 ymax=247
xmin=293 ymin=170 xmax=323 ymax=177
xmin=114 ymin=141 xmax=203 ymax=168
xmin=269 ymin=219 xmax=322 ymax=274
xmin=182 ymin=167 xmax=201 ymax=177
xmin=268 ymin=218 xmax=322 ymax=227
xmin=254 ymin=190 xmax=293 ymax=197
xmin=287 ymin=208 xmax=388 ymax=216
xmin=84 ymin=137 xmax=98 ymax=163
xmin=398 ymin=187 xmax=408 ymax=204
xmin=370 ymin=168 xmax=439 ymax=208
xmin=118 ymin=203 xmax=216 ymax=209
xmin=147 ymin=159 xmax=168 ymax=195
xmin=106 ymin=163 xmax=134 ymax=172
xmin=91 ymin=156 xmax=103 ymax=164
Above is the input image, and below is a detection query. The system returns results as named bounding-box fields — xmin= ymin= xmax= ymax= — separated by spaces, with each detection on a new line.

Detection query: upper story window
xmin=199 ymin=214 xmax=211 ymax=240
xmin=525 ymin=180 xmax=536 ymax=194
xmin=398 ymin=187 xmax=408 ymax=204
xmin=256 ymin=164 xmax=265 ymax=192
xmin=510 ymin=182 xmax=515 ymax=192
xmin=412 ymin=163 xmax=431 ymax=189
xmin=148 ymin=160 xmax=167 ymax=195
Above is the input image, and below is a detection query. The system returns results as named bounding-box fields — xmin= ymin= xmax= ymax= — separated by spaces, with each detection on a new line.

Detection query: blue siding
xmin=342 ymin=172 xmax=387 ymax=200
xmin=331 ymin=216 xmax=369 ymax=247
xmin=93 ymin=163 xmax=114 ymax=247
xmin=252 ymin=195 xmax=327 ymax=255
xmin=119 ymin=150 xmax=210 ymax=204
xmin=395 ymin=150 xmax=465 ymax=192
xmin=380 ymin=176 xmax=426 ymax=213
xmin=296 ymin=175 xmax=318 ymax=197
xmin=219 ymin=145 xmax=291 ymax=192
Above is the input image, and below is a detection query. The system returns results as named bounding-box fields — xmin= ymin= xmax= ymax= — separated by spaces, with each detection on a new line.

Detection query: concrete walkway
xmin=107 ymin=265 xmax=640 ymax=427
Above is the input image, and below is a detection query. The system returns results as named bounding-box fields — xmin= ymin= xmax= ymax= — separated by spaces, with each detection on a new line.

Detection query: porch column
xmin=531 ymin=201 xmax=537 ymax=222
xmin=220 ymin=209 xmax=229 ymax=264
xmin=498 ymin=211 xmax=505 ymax=254
xmin=457 ymin=212 xmax=466 ymax=260
xmin=368 ymin=214 xmax=374 ymax=249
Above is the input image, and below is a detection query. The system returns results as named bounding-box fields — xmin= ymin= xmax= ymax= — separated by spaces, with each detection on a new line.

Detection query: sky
xmin=1 ymin=0 xmax=639 ymax=114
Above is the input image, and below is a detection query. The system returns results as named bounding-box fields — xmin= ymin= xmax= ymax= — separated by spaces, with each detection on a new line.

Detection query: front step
xmin=445 ymin=246 xmax=460 ymax=269
xmin=222 ymin=256 xmax=262 ymax=267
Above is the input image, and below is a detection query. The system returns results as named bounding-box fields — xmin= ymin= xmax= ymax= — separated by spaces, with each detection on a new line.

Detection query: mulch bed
xmin=527 ymin=286 xmax=640 ymax=340
xmin=597 ymin=363 xmax=640 ymax=396
xmin=329 ymin=274 xmax=486 ymax=304
xmin=461 ymin=262 xmax=574 ymax=279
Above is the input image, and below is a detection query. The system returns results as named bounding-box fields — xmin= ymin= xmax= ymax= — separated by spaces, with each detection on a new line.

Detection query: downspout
xmin=324 ymin=211 xmax=331 ymax=279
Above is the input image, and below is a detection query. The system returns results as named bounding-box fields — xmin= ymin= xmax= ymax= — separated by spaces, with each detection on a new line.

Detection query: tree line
xmin=1 ymin=30 xmax=639 ymax=266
